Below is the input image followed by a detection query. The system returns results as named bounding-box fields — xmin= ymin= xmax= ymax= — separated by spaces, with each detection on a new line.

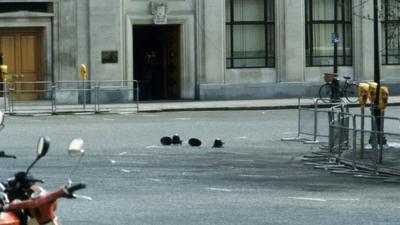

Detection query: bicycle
xmin=318 ymin=73 xmax=358 ymax=103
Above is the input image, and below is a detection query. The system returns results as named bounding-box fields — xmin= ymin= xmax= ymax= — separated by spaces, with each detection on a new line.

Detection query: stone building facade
xmin=0 ymin=0 xmax=399 ymax=102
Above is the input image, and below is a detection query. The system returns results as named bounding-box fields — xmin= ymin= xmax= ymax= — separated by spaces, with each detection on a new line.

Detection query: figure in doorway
xmin=142 ymin=51 xmax=157 ymax=100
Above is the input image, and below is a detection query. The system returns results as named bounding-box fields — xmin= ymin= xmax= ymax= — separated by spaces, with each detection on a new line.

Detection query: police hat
xmin=188 ymin=138 xmax=202 ymax=147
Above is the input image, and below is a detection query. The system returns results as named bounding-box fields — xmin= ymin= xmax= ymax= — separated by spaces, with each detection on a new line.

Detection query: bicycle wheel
xmin=318 ymin=84 xmax=333 ymax=103
xmin=345 ymin=83 xmax=358 ymax=103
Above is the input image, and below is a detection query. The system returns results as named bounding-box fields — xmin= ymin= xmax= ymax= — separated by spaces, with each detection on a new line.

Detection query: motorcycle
xmin=0 ymin=111 xmax=16 ymax=159
xmin=0 ymin=137 xmax=87 ymax=225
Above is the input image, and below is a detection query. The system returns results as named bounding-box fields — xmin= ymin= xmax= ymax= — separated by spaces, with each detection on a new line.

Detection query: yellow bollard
xmin=358 ymin=83 xmax=369 ymax=109
xmin=0 ymin=65 xmax=8 ymax=82
xmin=80 ymin=64 xmax=87 ymax=80
xmin=368 ymin=82 xmax=377 ymax=104
xmin=379 ymin=86 xmax=389 ymax=112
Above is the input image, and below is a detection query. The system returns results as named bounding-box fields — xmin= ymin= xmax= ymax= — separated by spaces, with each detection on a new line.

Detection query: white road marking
xmin=232 ymin=159 xmax=254 ymax=163
xmin=146 ymin=145 xmax=163 ymax=149
xmin=330 ymin=198 xmax=360 ymax=202
xmin=120 ymin=169 xmax=131 ymax=173
xmin=288 ymin=197 xmax=360 ymax=202
xmin=146 ymin=178 xmax=161 ymax=182
xmin=119 ymin=152 xmax=127 ymax=156
xmin=175 ymin=118 xmax=191 ymax=121
xmin=288 ymin=197 xmax=327 ymax=202
xmin=130 ymin=161 xmax=147 ymax=164
xmin=110 ymin=160 xmax=116 ymax=164
xmin=239 ymin=175 xmax=266 ymax=178
xmin=206 ymin=187 xmax=233 ymax=192
xmin=103 ymin=118 xmax=114 ymax=121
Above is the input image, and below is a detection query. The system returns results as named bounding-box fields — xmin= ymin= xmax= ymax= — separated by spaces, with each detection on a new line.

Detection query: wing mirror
xmin=26 ymin=136 xmax=50 ymax=174
xmin=37 ymin=136 xmax=50 ymax=159
xmin=67 ymin=138 xmax=85 ymax=185
xmin=68 ymin=138 xmax=85 ymax=157
xmin=0 ymin=111 xmax=5 ymax=131
xmin=0 ymin=183 xmax=5 ymax=192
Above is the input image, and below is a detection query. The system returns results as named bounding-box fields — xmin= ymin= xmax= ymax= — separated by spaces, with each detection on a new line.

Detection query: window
xmin=305 ymin=0 xmax=352 ymax=66
xmin=225 ymin=0 xmax=275 ymax=68
xmin=0 ymin=3 xmax=52 ymax=13
xmin=382 ymin=0 xmax=400 ymax=65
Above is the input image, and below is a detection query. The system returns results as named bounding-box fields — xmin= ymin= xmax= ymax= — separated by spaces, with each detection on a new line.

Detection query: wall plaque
xmin=151 ymin=1 xmax=168 ymax=24
xmin=101 ymin=51 xmax=118 ymax=64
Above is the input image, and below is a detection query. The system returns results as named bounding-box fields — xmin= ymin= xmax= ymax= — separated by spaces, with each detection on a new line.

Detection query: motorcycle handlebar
xmin=68 ymin=183 xmax=86 ymax=194
xmin=0 ymin=151 xmax=16 ymax=159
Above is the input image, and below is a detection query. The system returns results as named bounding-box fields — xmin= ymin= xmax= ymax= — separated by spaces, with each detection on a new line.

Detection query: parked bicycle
xmin=318 ymin=73 xmax=358 ymax=103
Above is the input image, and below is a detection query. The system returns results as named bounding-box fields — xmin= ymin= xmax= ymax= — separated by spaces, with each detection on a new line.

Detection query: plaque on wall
xmin=101 ymin=51 xmax=118 ymax=64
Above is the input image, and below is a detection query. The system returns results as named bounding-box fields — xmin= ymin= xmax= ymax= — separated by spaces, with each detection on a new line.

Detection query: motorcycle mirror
xmin=0 ymin=111 xmax=4 ymax=131
xmin=37 ymin=136 xmax=50 ymax=159
xmin=26 ymin=136 xmax=50 ymax=174
xmin=67 ymin=138 xmax=85 ymax=185
xmin=68 ymin=138 xmax=85 ymax=157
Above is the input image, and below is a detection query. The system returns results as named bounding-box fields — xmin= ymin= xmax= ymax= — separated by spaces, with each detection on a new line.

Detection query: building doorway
xmin=0 ymin=27 xmax=44 ymax=100
xmin=133 ymin=25 xmax=181 ymax=101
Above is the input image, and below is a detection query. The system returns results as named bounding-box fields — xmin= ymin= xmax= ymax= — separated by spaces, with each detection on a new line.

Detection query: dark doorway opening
xmin=133 ymin=25 xmax=181 ymax=101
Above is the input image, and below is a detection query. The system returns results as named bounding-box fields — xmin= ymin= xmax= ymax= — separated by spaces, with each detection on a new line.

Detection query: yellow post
xmin=358 ymin=83 xmax=369 ymax=109
xmin=379 ymin=86 xmax=389 ymax=112
xmin=0 ymin=65 xmax=8 ymax=82
xmin=80 ymin=64 xmax=87 ymax=80
xmin=367 ymin=82 xmax=377 ymax=104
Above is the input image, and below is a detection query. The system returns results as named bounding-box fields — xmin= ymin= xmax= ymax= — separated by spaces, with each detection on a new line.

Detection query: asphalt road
xmin=0 ymin=109 xmax=399 ymax=225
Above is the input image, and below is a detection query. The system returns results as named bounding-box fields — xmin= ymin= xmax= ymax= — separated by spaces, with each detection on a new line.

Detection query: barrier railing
xmin=53 ymin=80 xmax=97 ymax=113
xmin=0 ymin=80 xmax=139 ymax=114
xmin=95 ymin=80 xmax=139 ymax=113
xmin=286 ymin=99 xmax=400 ymax=179
xmin=281 ymin=97 xmax=345 ymax=144
xmin=2 ymin=81 xmax=53 ymax=114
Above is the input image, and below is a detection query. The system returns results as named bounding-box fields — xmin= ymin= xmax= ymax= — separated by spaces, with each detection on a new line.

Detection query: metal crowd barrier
xmin=95 ymin=80 xmax=139 ymax=113
xmin=287 ymin=99 xmax=400 ymax=178
xmin=318 ymin=111 xmax=400 ymax=179
xmin=53 ymin=80 xmax=97 ymax=113
xmin=0 ymin=80 xmax=139 ymax=115
xmin=281 ymin=97 xmax=346 ymax=144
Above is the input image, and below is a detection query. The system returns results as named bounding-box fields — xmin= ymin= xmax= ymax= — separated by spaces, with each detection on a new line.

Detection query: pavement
xmin=2 ymin=96 xmax=400 ymax=114
xmin=138 ymin=96 xmax=400 ymax=112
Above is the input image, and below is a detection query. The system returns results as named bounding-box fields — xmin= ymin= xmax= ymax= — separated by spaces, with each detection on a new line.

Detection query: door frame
xmin=0 ymin=27 xmax=45 ymax=100
xmin=125 ymin=15 xmax=196 ymax=100
xmin=0 ymin=13 xmax=53 ymax=83
xmin=132 ymin=25 xmax=181 ymax=100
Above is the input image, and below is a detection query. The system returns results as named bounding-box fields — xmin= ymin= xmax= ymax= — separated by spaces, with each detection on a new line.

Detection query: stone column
xmin=58 ymin=0 xmax=78 ymax=81
xmin=355 ymin=0 xmax=375 ymax=81
xmin=282 ymin=0 xmax=305 ymax=82
xmin=202 ymin=0 xmax=225 ymax=83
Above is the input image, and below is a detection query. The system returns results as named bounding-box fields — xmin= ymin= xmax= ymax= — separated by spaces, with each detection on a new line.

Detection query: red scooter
xmin=0 ymin=137 xmax=88 ymax=225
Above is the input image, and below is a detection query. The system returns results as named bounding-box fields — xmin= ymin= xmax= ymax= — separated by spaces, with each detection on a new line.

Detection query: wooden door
xmin=0 ymin=27 xmax=43 ymax=100
xmin=164 ymin=25 xmax=180 ymax=99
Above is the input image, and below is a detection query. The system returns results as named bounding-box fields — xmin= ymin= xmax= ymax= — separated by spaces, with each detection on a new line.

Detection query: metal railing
xmin=0 ymin=80 xmax=139 ymax=114
xmin=281 ymin=97 xmax=346 ymax=144
xmin=283 ymin=98 xmax=400 ymax=179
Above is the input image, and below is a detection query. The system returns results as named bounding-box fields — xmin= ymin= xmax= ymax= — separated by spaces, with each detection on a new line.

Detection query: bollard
xmin=358 ymin=83 xmax=369 ymax=159
xmin=80 ymin=64 xmax=87 ymax=111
